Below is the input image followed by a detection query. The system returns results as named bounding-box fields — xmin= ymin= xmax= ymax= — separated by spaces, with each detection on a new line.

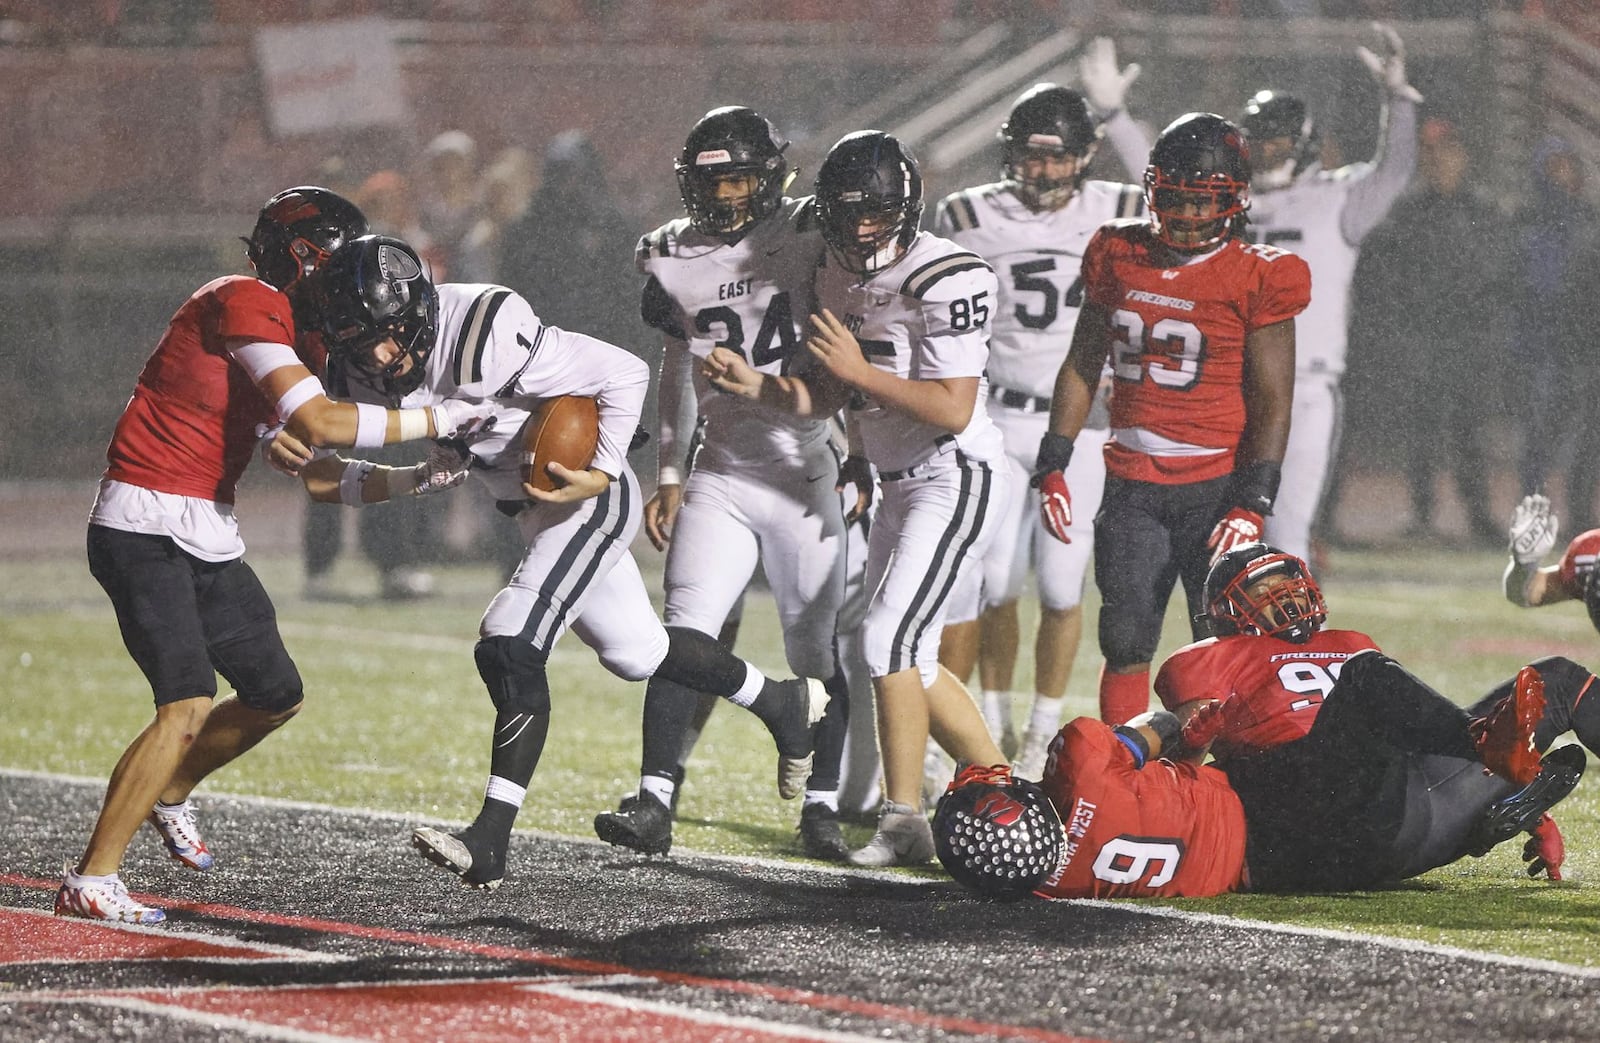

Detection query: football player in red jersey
xmin=1034 ymin=112 xmax=1310 ymax=726
xmin=57 ymin=188 xmax=492 ymax=925
xmin=1158 ymin=542 xmax=1596 ymax=892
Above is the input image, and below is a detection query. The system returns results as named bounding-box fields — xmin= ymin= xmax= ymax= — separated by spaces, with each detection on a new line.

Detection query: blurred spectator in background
xmin=458 ymin=146 xmax=537 ymax=283
xmin=499 ymin=130 xmax=637 ymax=352
xmin=301 ymin=168 xmax=450 ymax=601
xmin=418 ymin=130 xmax=481 ymax=276
xmin=1353 ymin=117 xmax=1504 ymax=545
xmin=1509 ymin=137 xmax=1600 ymax=532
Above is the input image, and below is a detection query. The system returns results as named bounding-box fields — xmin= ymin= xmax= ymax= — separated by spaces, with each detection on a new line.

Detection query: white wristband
xmin=393 ymin=464 xmax=423 ymax=497
xmin=274 ymin=376 xmax=323 ymax=424
xmin=338 ymin=460 xmax=376 ymax=507
xmin=398 ymin=408 xmax=429 ymax=442
xmin=352 ymin=403 xmax=387 ymax=448
xmin=657 ymin=466 xmax=682 ymax=487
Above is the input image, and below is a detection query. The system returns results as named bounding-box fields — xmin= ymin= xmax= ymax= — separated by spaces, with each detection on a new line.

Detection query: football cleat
xmin=410 ymin=826 xmax=505 ymax=891
xmin=148 ymin=799 xmax=213 ymax=871
xmin=798 ymin=803 xmax=851 ymax=862
xmin=849 ymin=801 xmax=936 ymax=867
xmin=1472 ymin=666 xmax=1547 ymax=786
xmin=772 ymin=678 xmax=830 ymax=800
xmin=1464 ymin=744 xmax=1585 ymax=857
xmin=55 ymin=868 xmax=166 ymax=924
xmin=618 ymin=767 xmax=685 ymax=816
xmin=593 ymin=792 xmax=673 ymax=856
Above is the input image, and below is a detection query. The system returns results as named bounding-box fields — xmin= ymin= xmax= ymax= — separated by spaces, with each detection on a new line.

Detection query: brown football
xmin=520 ymin=395 xmax=600 ymax=493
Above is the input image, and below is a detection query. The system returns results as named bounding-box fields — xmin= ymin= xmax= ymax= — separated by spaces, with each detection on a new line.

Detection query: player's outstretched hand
xmin=838 ymin=454 xmax=875 ymax=524
xmin=1207 ymin=507 xmax=1265 ymax=566
xmin=525 ymin=463 xmax=611 ymax=504
xmin=1356 ymin=21 xmax=1423 ymax=103
xmin=1509 ymin=493 xmax=1558 ymax=566
xmin=1037 ymin=470 xmax=1073 ymax=544
xmin=430 ymin=398 xmax=498 ymax=442
xmin=702 ymin=346 xmax=762 ymax=399
xmin=807 ymin=309 xmax=873 ymax=387
xmin=259 ymin=422 xmax=310 ymax=476
xmin=1523 ymin=813 xmax=1566 ymax=881
xmin=644 ymin=484 xmax=682 ymax=550
xmin=1078 ymin=36 xmax=1140 ymax=115
xmin=409 ymin=445 xmax=472 ymax=497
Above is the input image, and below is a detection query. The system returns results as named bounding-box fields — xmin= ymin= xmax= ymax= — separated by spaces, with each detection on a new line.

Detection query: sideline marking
xmin=0 ymin=906 xmax=342 ymax=965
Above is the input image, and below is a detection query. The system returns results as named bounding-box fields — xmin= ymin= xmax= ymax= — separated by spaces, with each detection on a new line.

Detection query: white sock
xmin=65 ymin=868 xmax=117 ymax=886
xmin=640 ymin=774 xmax=676 ymax=807
xmin=803 ymin=790 xmax=839 ymax=811
xmin=982 ymin=689 xmax=1013 ymax=737
xmin=1028 ymin=694 xmax=1064 ymax=739
xmin=729 ymin=661 xmax=763 ymax=707
xmin=484 ymin=775 xmax=527 ymax=808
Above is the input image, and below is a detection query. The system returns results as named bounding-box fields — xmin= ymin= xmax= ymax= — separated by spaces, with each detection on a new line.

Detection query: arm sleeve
xmin=507 ymin=325 xmax=650 ymax=479
xmin=655 ymin=337 xmax=696 ymax=485
xmin=1338 ymin=97 xmax=1418 ymax=246
xmin=1101 ymin=109 xmax=1154 ymax=182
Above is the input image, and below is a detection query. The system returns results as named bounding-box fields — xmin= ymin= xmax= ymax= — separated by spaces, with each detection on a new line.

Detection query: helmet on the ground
xmin=1203 ymin=541 xmax=1327 ymax=644
xmin=815 ymin=130 xmax=924 ymax=275
xmin=245 ymin=186 xmax=368 ymax=299
xmin=675 ymin=106 xmax=791 ymax=236
xmin=309 ymin=235 xmax=438 ymax=400
xmin=1143 ymin=112 xmax=1251 ymax=252
xmin=999 ymin=83 xmax=1100 ymax=210
xmin=933 ymin=765 xmax=1064 ymax=898
xmin=1239 ymin=90 xmax=1319 ymax=189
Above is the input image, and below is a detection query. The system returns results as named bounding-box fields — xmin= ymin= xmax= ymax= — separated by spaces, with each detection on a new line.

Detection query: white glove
xmin=1509 ymin=494 xmax=1559 ymax=566
xmin=1077 ymin=36 xmax=1141 ymax=116
xmin=1356 ymin=21 xmax=1423 ymax=103
xmin=405 ymin=444 xmax=472 ymax=497
xmin=430 ymin=398 xmax=498 ymax=442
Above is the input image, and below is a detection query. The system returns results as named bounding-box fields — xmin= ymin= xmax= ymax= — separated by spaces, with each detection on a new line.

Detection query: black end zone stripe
xmin=899 ymin=252 xmax=991 ymax=300
xmin=452 ymin=288 xmax=512 ymax=387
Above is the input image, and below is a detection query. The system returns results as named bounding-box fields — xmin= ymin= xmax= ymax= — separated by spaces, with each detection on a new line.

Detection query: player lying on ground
xmin=267 ymin=234 xmax=827 ymax=891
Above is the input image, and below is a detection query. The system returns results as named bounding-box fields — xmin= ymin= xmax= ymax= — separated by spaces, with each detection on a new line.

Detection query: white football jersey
xmin=636 ymin=197 xmax=833 ymax=475
xmin=340 ymin=283 xmax=650 ymax=502
xmin=814 ymin=231 xmax=1004 ymax=474
xmin=1245 ymin=99 xmax=1417 ymax=377
xmin=934 ymin=179 xmax=1144 ymax=399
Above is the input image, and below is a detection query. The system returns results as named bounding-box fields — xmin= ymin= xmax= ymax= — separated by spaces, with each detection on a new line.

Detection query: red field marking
xmin=0 ymin=907 xmax=314 ymax=965
xmin=1 ymin=873 xmax=1108 ymax=1042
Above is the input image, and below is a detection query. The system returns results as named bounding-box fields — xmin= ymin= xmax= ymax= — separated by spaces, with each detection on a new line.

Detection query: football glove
xmin=405 ymin=445 xmax=472 ymax=497
xmin=1178 ymin=699 xmax=1226 ymax=752
xmin=1207 ymin=507 xmax=1265 ymax=564
xmin=1509 ymin=493 xmax=1558 ymax=566
xmin=429 ymin=399 xmax=498 ymax=442
xmin=1523 ymin=813 xmax=1566 ymax=881
xmin=1356 ymin=21 xmax=1423 ymax=103
xmin=1037 ymin=470 xmax=1073 ymax=544
xmin=1077 ymin=36 xmax=1141 ymax=116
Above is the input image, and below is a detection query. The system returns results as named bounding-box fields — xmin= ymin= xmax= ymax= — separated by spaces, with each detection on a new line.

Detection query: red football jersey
xmin=104 ymin=275 xmax=305 ymax=505
xmin=1155 ymin=629 xmax=1381 ymax=757
xmin=1081 ymin=220 xmax=1312 ymax=484
xmin=1034 ymin=718 xmax=1247 ymax=899
xmin=1556 ymin=529 xmax=1600 ymax=598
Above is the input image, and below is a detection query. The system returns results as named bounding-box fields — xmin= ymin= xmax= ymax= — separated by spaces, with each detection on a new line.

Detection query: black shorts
xmin=1092 ymin=473 xmax=1231 ymax=667
xmin=87 ymin=524 xmax=301 ymax=708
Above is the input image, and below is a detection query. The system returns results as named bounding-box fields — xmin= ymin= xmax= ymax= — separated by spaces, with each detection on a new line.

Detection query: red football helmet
xmin=245 ymin=185 xmax=368 ymax=298
xmin=1203 ymin=542 xmax=1327 ymax=644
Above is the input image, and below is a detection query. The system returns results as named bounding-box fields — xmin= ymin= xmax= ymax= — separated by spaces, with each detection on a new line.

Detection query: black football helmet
xmin=245 ymin=186 xmax=368 ymax=300
xmin=815 ymin=130 xmax=924 ymax=275
xmin=933 ymin=765 xmax=1064 ymax=899
xmin=310 ymin=235 xmax=438 ymax=400
xmin=1239 ymin=90 xmax=1320 ymax=190
xmin=999 ymin=83 xmax=1101 ymax=210
xmin=1143 ymin=112 xmax=1251 ymax=252
xmin=675 ymin=106 xmax=791 ymax=237
xmin=1583 ymin=570 xmax=1600 ymax=637
xmin=1203 ymin=541 xmax=1327 ymax=644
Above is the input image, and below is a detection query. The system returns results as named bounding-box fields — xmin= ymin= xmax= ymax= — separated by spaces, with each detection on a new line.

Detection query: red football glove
xmin=1179 ymin=699 xmax=1225 ymax=752
xmin=1037 ymin=470 xmax=1073 ymax=544
xmin=1207 ymin=507 xmax=1265 ymax=564
xmin=1524 ymin=813 xmax=1566 ymax=881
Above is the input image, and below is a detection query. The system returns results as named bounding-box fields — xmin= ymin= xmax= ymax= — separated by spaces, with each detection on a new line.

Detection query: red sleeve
xmin=1557 ymin=530 xmax=1600 ymax=595
xmin=1040 ymin=718 xmax=1134 ymax=810
xmin=1244 ymin=247 xmax=1311 ymax=331
xmin=1082 ymin=225 xmax=1120 ymax=310
xmin=1155 ymin=640 xmax=1230 ymax=711
xmin=213 ymin=277 xmax=296 ymax=346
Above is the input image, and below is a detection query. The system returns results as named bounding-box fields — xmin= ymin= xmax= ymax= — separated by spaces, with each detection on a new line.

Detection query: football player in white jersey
xmin=706 ymin=131 xmax=1011 ymax=866
xmin=270 ymin=236 xmax=828 ymax=890
xmin=1242 ymin=22 xmax=1420 ymax=561
xmin=933 ymin=78 xmax=1148 ymax=781
xmin=591 ymin=106 xmax=853 ymax=861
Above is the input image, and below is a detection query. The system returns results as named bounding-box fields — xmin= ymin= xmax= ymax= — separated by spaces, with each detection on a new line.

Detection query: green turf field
xmin=6 ymin=542 xmax=1600 ymax=966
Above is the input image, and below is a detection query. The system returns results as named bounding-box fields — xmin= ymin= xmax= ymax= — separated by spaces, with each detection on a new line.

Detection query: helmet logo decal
xmin=1026 ymin=133 xmax=1066 ymax=148
xmin=694 ymin=149 xmax=734 ymax=166
xmin=376 ymin=243 xmax=422 ymax=281
xmin=973 ymin=790 xmax=1025 ymax=827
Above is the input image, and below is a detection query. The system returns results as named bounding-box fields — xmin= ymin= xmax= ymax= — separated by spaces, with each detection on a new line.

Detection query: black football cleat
xmin=771 ymin=678 xmax=830 ymax=800
xmin=411 ymin=826 xmax=507 ymax=891
xmin=594 ymin=792 xmax=673 ymax=856
xmin=1464 ymin=744 xmax=1585 ymax=857
xmin=798 ymin=803 xmax=851 ymax=862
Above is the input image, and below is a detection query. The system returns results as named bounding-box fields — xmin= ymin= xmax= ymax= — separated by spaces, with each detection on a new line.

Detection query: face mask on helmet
xmin=312 ymin=235 xmax=439 ymax=401
xmin=1204 ymin=543 xmax=1327 ymax=644
xmin=1239 ymin=90 xmax=1319 ymax=191
xmin=933 ymin=764 xmax=1064 ymax=899
xmin=245 ymin=186 xmax=369 ymax=300
xmin=675 ymin=106 xmax=791 ymax=237
xmin=816 ymin=131 xmax=924 ymax=276
xmin=1144 ymin=113 xmax=1252 ymax=253
xmin=1000 ymin=84 xmax=1100 ymax=211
